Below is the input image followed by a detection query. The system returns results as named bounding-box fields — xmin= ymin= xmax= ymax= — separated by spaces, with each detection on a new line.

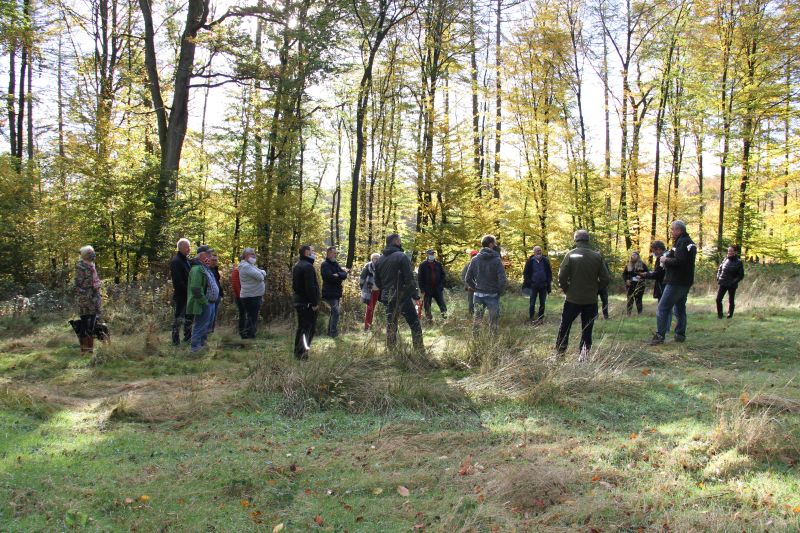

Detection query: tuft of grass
xmin=0 ymin=381 xmax=58 ymax=419
xmin=710 ymin=398 xmax=800 ymax=462
xmin=486 ymin=462 xmax=576 ymax=511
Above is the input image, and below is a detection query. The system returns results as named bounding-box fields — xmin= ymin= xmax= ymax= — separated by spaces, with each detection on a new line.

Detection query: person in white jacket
xmin=237 ymin=247 xmax=266 ymax=339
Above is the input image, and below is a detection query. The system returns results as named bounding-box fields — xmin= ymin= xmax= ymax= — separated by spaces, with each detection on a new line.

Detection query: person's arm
xmin=189 ymin=267 xmax=208 ymax=304
xmin=464 ymin=260 xmax=476 ymax=290
xmin=522 ymin=258 xmax=532 ymax=287
xmin=171 ymin=259 xmax=187 ymax=294
xmin=403 ymin=257 xmax=420 ymax=300
xmin=558 ymin=255 xmax=570 ymax=291
xmin=736 ymin=262 xmax=745 ymax=284
xmin=497 ymin=259 xmax=507 ymax=293
xmin=338 ymin=265 xmax=348 ymax=280
xmin=545 ymin=259 xmax=553 ymax=287
xmin=231 ymin=268 xmax=241 ymax=299
xmin=320 ymin=262 xmax=334 ymax=283
xmin=304 ymin=265 xmax=320 ymax=306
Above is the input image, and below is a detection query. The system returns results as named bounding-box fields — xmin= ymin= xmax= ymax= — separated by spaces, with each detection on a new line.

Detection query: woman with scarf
xmin=622 ymin=252 xmax=649 ymax=316
xmin=74 ymin=245 xmax=102 ymax=354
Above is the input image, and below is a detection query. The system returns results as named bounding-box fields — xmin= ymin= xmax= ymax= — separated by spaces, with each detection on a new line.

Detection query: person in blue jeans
xmin=464 ymin=235 xmax=507 ymax=336
xmin=186 ymin=246 xmax=220 ymax=353
xmin=522 ymin=245 xmax=552 ymax=324
xmin=649 ymin=220 xmax=697 ymax=345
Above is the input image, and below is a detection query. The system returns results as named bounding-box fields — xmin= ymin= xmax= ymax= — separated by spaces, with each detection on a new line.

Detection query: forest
xmin=0 ymin=0 xmax=798 ymax=289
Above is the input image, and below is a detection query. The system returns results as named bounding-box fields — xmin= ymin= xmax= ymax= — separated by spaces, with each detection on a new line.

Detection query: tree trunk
xmin=492 ymin=0 xmax=502 ymax=199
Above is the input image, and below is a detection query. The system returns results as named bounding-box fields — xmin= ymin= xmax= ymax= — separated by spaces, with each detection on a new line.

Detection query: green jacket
xmin=186 ymin=263 xmax=209 ymax=315
xmin=558 ymin=242 xmax=610 ymax=305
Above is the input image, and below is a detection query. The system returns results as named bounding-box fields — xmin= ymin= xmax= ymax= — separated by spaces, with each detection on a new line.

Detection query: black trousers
xmin=528 ymin=285 xmax=548 ymax=320
xmin=235 ymin=298 xmax=246 ymax=337
xmin=598 ymin=288 xmax=609 ymax=318
xmin=79 ymin=314 xmax=97 ymax=338
xmin=423 ymin=289 xmax=447 ymax=319
xmin=240 ymin=296 xmax=262 ymax=339
xmin=294 ymin=305 xmax=318 ymax=357
xmin=716 ymin=285 xmax=737 ymax=317
xmin=626 ymin=283 xmax=645 ymax=315
xmin=172 ymin=299 xmax=194 ymax=344
xmin=386 ymin=297 xmax=424 ymax=350
xmin=556 ymin=301 xmax=598 ymax=353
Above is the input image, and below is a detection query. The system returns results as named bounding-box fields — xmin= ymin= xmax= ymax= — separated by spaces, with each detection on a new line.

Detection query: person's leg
xmin=555 ymin=301 xmax=581 ymax=353
xmin=673 ymin=285 xmax=690 ymax=338
xmin=472 ymin=295 xmax=487 ymax=336
xmin=715 ymin=286 xmax=726 ymax=318
xmin=635 ymin=285 xmax=644 ymax=314
xmin=326 ymin=298 xmax=340 ymax=337
xmin=308 ymin=308 xmax=318 ymax=347
xmin=467 ymin=291 xmax=475 ymax=316
xmin=626 ymin=285 xmax=635 ymax=315
xmin=202 ymin=304 xmax=217 ymax=344
xmin=365 ymin=291 xmax=379 ymax=330
xmin=579 ymin=303 xmax=598 ymax=352
xmin=727 ymin=285 xmax=737 ymax=317
xmin=536 ymin=286 xmax=547 ymax=321
xmin=242 ymin=296 xmax=261 ymax=338
xmin=294 ymin=307 xmax=306 ymax=356
xmin=400 ymin=297 xmax=424 ymax=350
xmin=433 ymin=290 xmax=447 ymax=317
xmin=423 ymin=293 xmax=433 ymax=320
xmin=172 ymin=300 xmax=184 ymax=345
xmin=655 ymin=285 xmax=679 ymax=338
xmin=235 ymin=298 xmax=246 ymax=338
xmin=191 ymin=306 xmax=212 ymax=352
xmin=486 ymin=295 xmax=500 ymax=335
xmin=528 ymin=291 xmax=537 ymax=320
xmin=386 ymin=299 xmax=400 ymax=348
xmin=599 ymin=288 xmax=609 ymax=318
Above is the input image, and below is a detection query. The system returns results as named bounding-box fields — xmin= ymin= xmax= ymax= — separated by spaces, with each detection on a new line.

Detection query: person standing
xmin=320 ymin=246 xmax=348 ymax=338
xmin=638 ymin=241 xmax=666 ymax=301
xmin=522 ymin=245 xmax=552 ymax=324
xmin=461 ymin=250 xmax=478 ymax=316
xmin=292 ymin=245 xmax=320 ymax=359
xmin=208 ymin=252 xmax=223 ymax=333
xmin=187 ymin=246 xmax=219 ymax=353
xmin=715 ymin=245 xmax=745 ymax=319
xmin=649 ymin=220 xmax=698 ymax=345
xmin=360 ymin=253 xmax=381 ymax=331
xmin=374 ymin=234 xmax=424 ymax=352
xmin=417 ymin=249 xmax=448 ymax=322
xmin=170 ymin=238 xmax=193 ymax=345
xmin=623 ymin=252 xmax=649 ymax=316
xmin=75 ymin=245 xmax=102 ymax=354
xmin=230 ymin=254 xmax=245 ymax=337
xmin=555 ymin=230 xmax=610 ymax=358
xmin=238 ymin=247 xmax=266 ymax=338
xmin=464 ymin=235 xmax=507 ymax=335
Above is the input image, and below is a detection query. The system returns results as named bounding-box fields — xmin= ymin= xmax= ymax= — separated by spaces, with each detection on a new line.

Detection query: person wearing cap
xmin=292 ymin=244 xmax=321 ymax=359
xmin=186 ymin=245 xmax=219 ymax=353
xmin=238 ymin=247 xmax=266 ymax=339
xmin=460 ymin=250 xmax=479 ymax=316
xmin=374 ymin=233 xmax=424 ymax=352
xmin=555 ymin=230 xmax=610 ymax=359
xmin=417 ymin=248 xmax=448 ymax=322
xmin=522 ymin=245 xmax=552 ymax=324
xmin=320 ymin=246 xmax=348 ymax=338
xmin=170 ymin=238 xmax=193 ymax=345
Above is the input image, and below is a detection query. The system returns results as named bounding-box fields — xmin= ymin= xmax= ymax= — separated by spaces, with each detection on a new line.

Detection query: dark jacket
xmin=464 ymin=247 xmax=507 ymax=295
xmin=622 ymin=260 xmax=649 ymax=288
xmin=523 ymin=255 xmax=552 ymax=290
xmin=170 ymin=252 xmax=192 ymax=302
xmin=292 ymin=256 xmax=320 ymax=307
xmin=663 ymin=233 xmax=697 ymax=286
xmin=558 ymin=242 xmax=611 ymax=305
xmin=321 ymin=258 xmax=348 ymax=300
xmin=374 ymin=244 xmax=419 ymax=303
xmin=640 ymin=258 xmax=665 ymax=299
xmin=417 ymin=260 xmax=446 ymax=294
xmin=717 ymin=256 xmax=744 ymax=287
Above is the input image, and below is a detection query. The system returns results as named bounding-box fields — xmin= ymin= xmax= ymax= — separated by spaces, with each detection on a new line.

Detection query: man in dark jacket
xmin=170 ymin=238 xmax=193 ymax=345
xmin=556 ymin=230 xmax=610 ymax=358
xmin=417 ymin=249 xmax=447 ymax=322
xmin=292 ymin=245 xmax=320 ymax=359
xmin=649 ymin=220 xmax=697 ymax=345
xmin=374 ymin=234 xmax=424 ymax=351
xmin=464 ymin=235 xmax=507 ymax=335
xmin=638 ymin=240 xmax=666 ymax=300
xmin=715 ymin=245 xmax=745 ymax=319
xmin=321 ymin=246 xmax=348 ymax=338
xmin=522 ymin=245 xmax=552 ymax=324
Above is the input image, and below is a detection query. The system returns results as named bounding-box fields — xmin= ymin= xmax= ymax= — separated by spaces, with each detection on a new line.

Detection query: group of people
xmin=71 ymin=220 xmax=746 ymax=359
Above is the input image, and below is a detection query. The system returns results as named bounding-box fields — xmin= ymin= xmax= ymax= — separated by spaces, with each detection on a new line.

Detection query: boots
xmin=79 ymin=336 xmax=90 ymax=354
xmin=86 ymin=336 xmax=95 ymax=353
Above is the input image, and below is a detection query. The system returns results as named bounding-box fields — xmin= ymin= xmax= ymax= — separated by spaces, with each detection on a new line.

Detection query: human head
xmin=326 ymin=246 xmax=337 ymax=260
xmin=386 ymin=233 xmax=401 ymax=248
xmin=299 ymin=245 xmax=315 ymax=259
xmin=670 ymin=220 xmax=686 ymax=240
xmin=208 ymin=253 xmax=219 ymax=267
xmin=370 ymin=252 xmax=380 ymax=265
xmin=650 ymin=240 xmax=666 ymax=256
xmin=533 ymin=246 xmax=542 ymax=256
xmin=241 ymin=247 xmax=256 ymax=261
xmin=79 ymin=245 xmax=96 ymax=262
xmin=630 ymin=251 xmax=640 ymax=262
xmin=176 ymin=238 xmax=190 ymax=255
xmin=426 ymin=249 xmax=435 ymax=261
xmin=573 ymin=229 xmax=590 ymax=243
xmin=727 ymin=245 xmax=738 ymax=257
xmin=196 ymin=245 xmax=212 ymax=264
xmin=481 ymin=235 xmax=497 ymax=249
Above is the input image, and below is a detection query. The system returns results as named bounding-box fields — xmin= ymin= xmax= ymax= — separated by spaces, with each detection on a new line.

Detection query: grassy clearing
xmin=1 ymin=287 xmax=799 ymax=532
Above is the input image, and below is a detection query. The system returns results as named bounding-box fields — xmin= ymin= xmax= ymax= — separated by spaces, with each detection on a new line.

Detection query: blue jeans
xmin=656 ymin=284 xmax=690 ymax=338
xmin=528 ymin=285 xmax=548 ymax=320
xmin=473 ymin=294 xmax=500 ymax=334
xmin=324 ymin=298 xmax=340 ymax=337
xmin=191 ymin=303 xmax=215 ymax=352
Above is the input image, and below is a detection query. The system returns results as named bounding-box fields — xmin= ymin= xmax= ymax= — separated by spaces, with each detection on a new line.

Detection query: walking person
xmin=292 ymin=245 xmax=320 ymax=359
xmin=464 ymin=235 xmax=507 ymax=336
xmin=715 ymin=245 xmax=745 ymax=319
xmin=555 ymin=230 xmax=611 ymax=359
xmin=623 ymin=252 xmax=649 ymax=316
xmin=320 ymin=246 xmax=348 ymax=338
xmin=522 ymin=245 xmax=552 ymax=324
xmin=417 ymin=249 xmax=448 ymax=322
xmin=461 ymin=250 xmax=478 ymax=316
xmin=638 ymin=241 xmax=666 ymax=301
xmin=648 ymin=220 xmax=698 ymax=345
xmin=187 ymin=246 xmax=219 ymax=354
xmin=360 ymin=253 xmax=381 ymax=331
xmin=170 ymin=238 xmax=193 ymax=345
xmin=374 ymin=234 xmax=424 ymax=352
xmin=75 ymin=245 xmax=102 ymax=354
xmin=238 ymin=247 xmax=266 ymax=338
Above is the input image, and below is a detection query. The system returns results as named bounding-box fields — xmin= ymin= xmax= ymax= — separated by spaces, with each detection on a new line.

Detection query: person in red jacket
xmin=230 ymin=254 xmax=244 ymax=337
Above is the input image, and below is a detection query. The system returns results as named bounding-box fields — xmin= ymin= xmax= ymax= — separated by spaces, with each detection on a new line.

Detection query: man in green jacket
xmin=187 ymin=245 xmax=219 ymax=353
xmin=555 ymin=230 xmax=610 ymax=359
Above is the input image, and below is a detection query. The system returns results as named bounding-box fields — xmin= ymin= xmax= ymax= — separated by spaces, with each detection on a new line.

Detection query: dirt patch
xmin=485 ymin=462 xmax=577 ymax=511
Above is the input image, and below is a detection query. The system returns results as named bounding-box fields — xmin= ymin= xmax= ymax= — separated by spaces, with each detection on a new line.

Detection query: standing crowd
xmin=72 ymin=220 xmax=745 ymax=358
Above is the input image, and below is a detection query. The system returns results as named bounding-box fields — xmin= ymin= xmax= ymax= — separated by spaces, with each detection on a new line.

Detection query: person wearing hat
xmin=170 ymin=238 xmax=193 ymax=345
xmin=417 ymin=248 xmax=448 ymax=322
xmin=238 ymin=247 xmax=266 ymax=339
xmin=186 ymin=245 xmax=219 ymax=353
xmin=555 ymin=230 xmax=610 ymax=359
xmin=460 ymin=250 xmax=479 ymax=316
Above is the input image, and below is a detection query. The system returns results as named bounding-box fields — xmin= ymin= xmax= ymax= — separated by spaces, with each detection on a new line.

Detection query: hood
xmin=477 ymin=247 xmax=499 ymax=260
xmin=382 ymin=244 xmax=403 ymax=255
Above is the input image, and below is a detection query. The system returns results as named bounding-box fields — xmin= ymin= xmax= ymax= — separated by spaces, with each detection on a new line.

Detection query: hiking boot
xmin=87 ymin=337 xmax=95 ymax=354
xmin=79 ymin=336 xmax=90 ymax=354
xmin=648 ymin=333 xmax=665 ymax=345
xmin=674 ymin=334 xmax=686 ymax=343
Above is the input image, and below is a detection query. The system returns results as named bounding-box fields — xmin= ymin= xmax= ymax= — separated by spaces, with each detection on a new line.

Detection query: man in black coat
xmin=170 ymin=238 xmax=193 ymax=345
xmin=292 ymin=245 xmax=320 ymax=359
xmin=320 ymin=246 xmax=348 ymax=338
xmin=716 ymin=245 xmax=745 ymax=318
xmin=522 ymin=245 xmax=552 ymax=324
xmin=417 ymin=249 xmax=447 ymax=322
xmin=639 ymin=240 xmax=666 ymax=300
xmin=374 ymin=234 xmax=424 ymax=352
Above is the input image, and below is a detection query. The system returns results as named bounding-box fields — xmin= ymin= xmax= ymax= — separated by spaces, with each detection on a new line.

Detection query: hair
xmin=386 ymin=233 xmax=401 ymax=247
xmin=240 ymin=247 xmax=256 ymax=260
xmin=671 ymin=220 xmax=687 ymax=233
xmin=370 ymin=252 xmax=381 ymax=261
xmin=481 ymin=234 xmax=496 ymax=248
xmin=729 ymin=244 xmax=740 ymax=253
xmin=79 ymin=245 xmax=95 ymax=259
xmin=651 ymin=240 xmax=666 ymax=251
xmin=326 ymin=246 xmax=337 ymax=253
xmin=299 ymin=245 xmax=312 ymax=257
xmin=573 ymin=229 xmax=590 ymax=242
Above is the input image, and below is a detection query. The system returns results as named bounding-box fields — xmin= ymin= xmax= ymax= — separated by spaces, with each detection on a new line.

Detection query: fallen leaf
xmin=342 ymin=503 xmax=353 ymax=511
xmin=240 ymin=499 xmax=250 ymax=508
xmin=793 ymin=506 xmax=800 ymax=514
xmin=740 ymin=392 xmax=750 ymax=405
xmin=629 ymin=432 xmax=638 ymax=440
xmin=314 ymin=514 xmax=324 ymax=526
xmin=139 ymin=495 xmax=150 ymax=503
xmin=304 ymin=488 xmax=313 ymax=495
xmin=272 ymin=524 xmax=285 ymax=533
xmin=591 ymin=475 xmax=601 ymax=482
xmin=641 ymin=368 xmax=651 ymax=376
xmin=356 ymin=516 xmax=364 ymax=522
xmin=458 ymin=455 xmax=474 ymax=476
xmin=372 ymin=488 xmax=383 ymax=495
xmin=477 ymin=494 xmax=486 ymax=503
xmin=124 ymin=497 xmax=134 ymax=505
xmin=397 ymin=485 xmax=410 ymax=497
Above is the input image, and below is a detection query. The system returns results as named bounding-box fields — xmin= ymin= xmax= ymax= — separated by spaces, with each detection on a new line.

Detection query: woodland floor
xmin=1 ymin=291 xmax=799 ymax=532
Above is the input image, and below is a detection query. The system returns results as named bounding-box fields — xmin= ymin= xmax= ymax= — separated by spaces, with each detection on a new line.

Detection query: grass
xmin=1 ymin=284 xmax=799 ymax=532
